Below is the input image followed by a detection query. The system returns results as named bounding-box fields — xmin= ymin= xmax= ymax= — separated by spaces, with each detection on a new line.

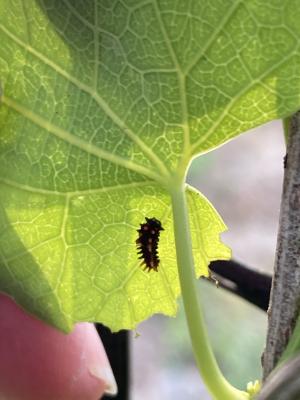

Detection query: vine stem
xmin=170 ymin=182 xmax=249 ymax=400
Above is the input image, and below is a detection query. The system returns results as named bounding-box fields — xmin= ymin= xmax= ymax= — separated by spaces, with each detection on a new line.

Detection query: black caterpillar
xmin=136 ymin=217 xmax=164 ymax=272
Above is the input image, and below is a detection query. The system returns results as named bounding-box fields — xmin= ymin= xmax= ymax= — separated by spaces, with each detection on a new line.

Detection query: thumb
xmin=0 ymin=294 xmax=117 ymax=400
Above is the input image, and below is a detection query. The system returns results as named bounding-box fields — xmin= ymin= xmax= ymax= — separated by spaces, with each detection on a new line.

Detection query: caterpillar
xmin=136 ymin=217 xmax=164 ymax=272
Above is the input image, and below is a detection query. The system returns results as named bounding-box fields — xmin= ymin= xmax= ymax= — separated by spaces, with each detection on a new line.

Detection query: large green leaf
xmin=1 ymin=0 xmax=300 ymax=331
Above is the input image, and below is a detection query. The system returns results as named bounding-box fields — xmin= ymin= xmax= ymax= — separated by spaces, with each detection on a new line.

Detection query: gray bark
xmin=263 ymin=112 xmax=300 ymax=379
xmin=258 ymin=355 xmax=300 ymax=400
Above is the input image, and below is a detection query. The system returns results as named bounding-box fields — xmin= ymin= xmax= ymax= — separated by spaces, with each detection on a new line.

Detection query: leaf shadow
xmin=0 ymin=191 xmax=72 ymax=331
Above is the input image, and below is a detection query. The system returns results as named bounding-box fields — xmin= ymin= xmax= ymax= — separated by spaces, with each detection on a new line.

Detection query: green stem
xmin=170 ymin=183 xmax=249 ymax=400
xmin=283 ymin=117 xmax=291 ymax=145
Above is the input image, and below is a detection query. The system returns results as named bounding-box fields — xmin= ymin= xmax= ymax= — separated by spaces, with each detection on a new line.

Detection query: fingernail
xmin=89 ymin=364 xmax=118 ymax=396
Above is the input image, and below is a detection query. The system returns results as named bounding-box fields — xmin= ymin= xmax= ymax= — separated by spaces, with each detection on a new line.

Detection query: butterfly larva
xmin=136 ymin=217 xmax=164 ymax=272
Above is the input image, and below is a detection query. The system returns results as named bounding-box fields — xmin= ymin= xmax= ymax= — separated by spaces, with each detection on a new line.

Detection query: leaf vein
xmin=0 ymin=23 xmax=170 ymax=178
xmin=0 ymin=178 xmax=155 ymax=196
xmin=153 ymin=0 xmax=191 ymax=160
xmin=2 ymin=95 xmax=164 ymax=184
xmin=191 ymin=48 xmax=299 ymax=152
xmin=184 ymin=0 xmax=242 ymax=74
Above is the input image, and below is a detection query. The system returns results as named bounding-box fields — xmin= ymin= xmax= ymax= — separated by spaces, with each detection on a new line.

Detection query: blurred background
xmin=131 ymin=120 xmax=285 ymax=399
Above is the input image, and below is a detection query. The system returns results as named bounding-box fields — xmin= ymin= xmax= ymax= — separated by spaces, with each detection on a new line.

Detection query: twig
xmin=257 ymin=355 xmax=300 ymax=400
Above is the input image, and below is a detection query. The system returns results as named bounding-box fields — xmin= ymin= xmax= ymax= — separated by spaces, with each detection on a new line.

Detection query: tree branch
xmin=262 ymin=112 xmax=300 ymax=379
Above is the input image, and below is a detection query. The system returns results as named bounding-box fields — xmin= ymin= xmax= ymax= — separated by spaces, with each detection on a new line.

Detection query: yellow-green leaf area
xmin=0 ymin=182 xmax=229 ymax=331
xmin=1 ymin=0 xmax=300 ymax=331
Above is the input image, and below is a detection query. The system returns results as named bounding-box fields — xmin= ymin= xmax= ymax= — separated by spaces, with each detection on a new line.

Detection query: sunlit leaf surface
xmin=1 ymin=0 xmax=299 ymax=331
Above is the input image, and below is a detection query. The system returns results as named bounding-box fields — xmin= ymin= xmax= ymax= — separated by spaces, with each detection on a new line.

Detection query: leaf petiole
xmin=170 ymin=182 xmax=249 ymax=400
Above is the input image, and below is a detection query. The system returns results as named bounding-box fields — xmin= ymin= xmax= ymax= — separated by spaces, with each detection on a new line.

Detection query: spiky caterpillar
xmin=136 ymin=217 xmax=164 ymax=272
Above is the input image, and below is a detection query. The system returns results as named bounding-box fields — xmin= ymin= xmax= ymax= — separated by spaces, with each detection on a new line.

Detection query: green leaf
xmin=1 ymin=0 xmax=300 ymax=331
xmin=0 ymin=181 xmax=229 ymax=331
